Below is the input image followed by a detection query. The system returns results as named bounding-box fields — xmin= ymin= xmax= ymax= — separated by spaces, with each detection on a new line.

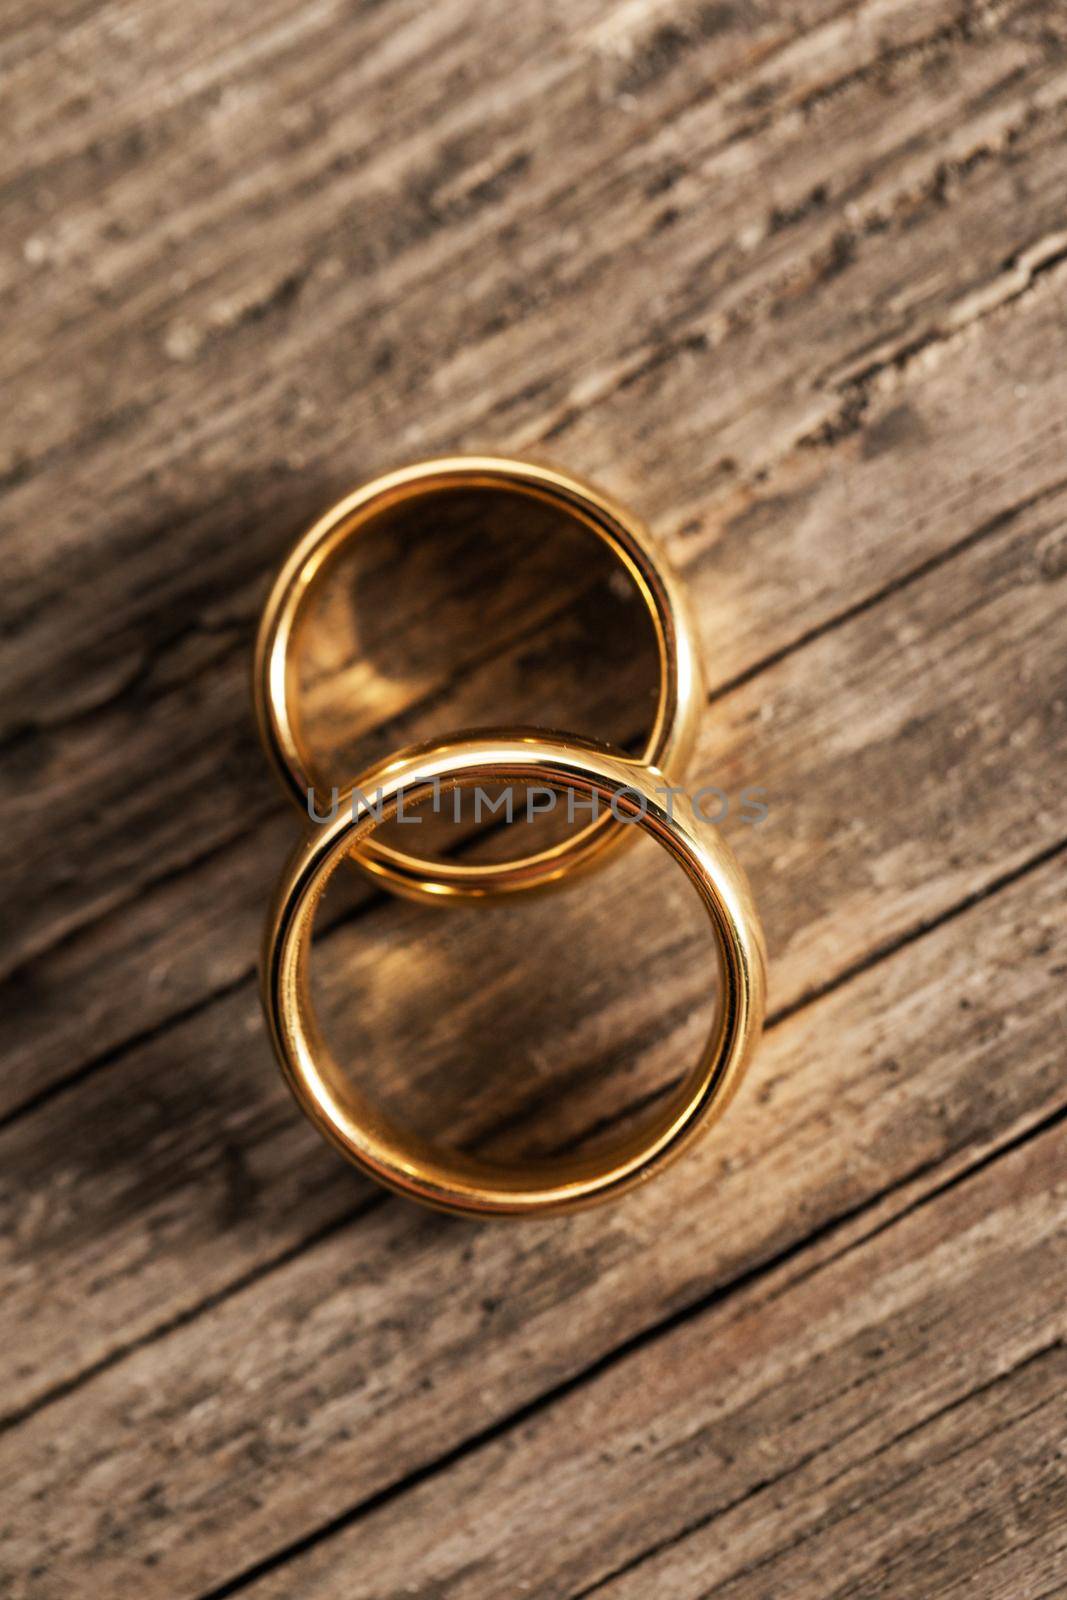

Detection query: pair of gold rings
xmin=255 ymin=458 xmax=765 ymax=1216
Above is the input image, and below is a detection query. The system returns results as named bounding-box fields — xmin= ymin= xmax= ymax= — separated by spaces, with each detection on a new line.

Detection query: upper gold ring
xmin=262 ymin=732 xmax=766 ymax=1217
xmin=253 ymin=457 xmax=703 ymax=902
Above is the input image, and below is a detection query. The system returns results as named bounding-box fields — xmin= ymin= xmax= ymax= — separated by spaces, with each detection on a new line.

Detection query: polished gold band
xmin=262 ymin=734 xmax=766 ymax=1217
xmin=253 ymin=456 xmax=703 ymax=902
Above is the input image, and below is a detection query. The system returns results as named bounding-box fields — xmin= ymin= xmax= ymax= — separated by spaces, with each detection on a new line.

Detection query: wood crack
xmin=801 ymin=230 xmax=1067 ymax=449
xmin=2 ymin=0 xmax=1058 ymax=513
xmin=531 ymin=86 xmax=1067 ymax=456
xmin=0 ymin=1193 xmax=381 ymax=1437
xmin=181 ymin=1098 xmax=1067 ymax=1600
xmin=707 ymin=471 xmax=1067 ymax=705
xmin=574 ymin=1343 xmax=1064 ymax=1600
xmin=4 ymin=829 xmax=1063 ymax=1456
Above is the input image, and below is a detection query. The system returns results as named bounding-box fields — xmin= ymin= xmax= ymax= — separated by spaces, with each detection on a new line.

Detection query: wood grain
xmin=4 ymin=326 xmax=1065 ymax=1422
xmin=240 ymin=1126 xmax=1067 ymax=1600
xmin=3 ymin=0 xmax=1067 ymax=1107
xmin=2 ymin=1 xmax=1065 ymax=1597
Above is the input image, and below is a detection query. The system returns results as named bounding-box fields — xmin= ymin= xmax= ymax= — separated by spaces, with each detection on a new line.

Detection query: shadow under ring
xmin=261 ymin=733 xmax=766 ymax=1217
xmin=253 ymin=456 xmax=703 ymax=903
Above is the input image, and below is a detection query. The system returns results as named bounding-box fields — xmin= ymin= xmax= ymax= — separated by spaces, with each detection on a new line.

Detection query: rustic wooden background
xmin=2 ymin=0 xmax=1066 ymax=1595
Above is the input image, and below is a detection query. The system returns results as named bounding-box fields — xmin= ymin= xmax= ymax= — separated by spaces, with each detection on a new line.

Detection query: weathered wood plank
xmin=235 ymin=1127 xmax=1067 ymax=1600
xmin=588 ymin=1361 xmax=1067 ymax=1600
xmin=3 ymin=462 xmax=1065 ymax=1418
xmin=5 ymin=181 xmax=1067 ymax=1116
xmin=2 ymin=4 xmax=1066 ymax=1598
xmin=3 ymin=402 xmax=1066 ymax=1413
xmin=1 ymin=833 xmax=1063 ymax=1594
xmin=3 ymin=0 xmax=1066 ymax=1006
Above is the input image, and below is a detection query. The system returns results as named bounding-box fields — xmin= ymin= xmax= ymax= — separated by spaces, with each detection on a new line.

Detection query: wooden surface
xmin=2 ymin=1 xmax=1066 ymax=1595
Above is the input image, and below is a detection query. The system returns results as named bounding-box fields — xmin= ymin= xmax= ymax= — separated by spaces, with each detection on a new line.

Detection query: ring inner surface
xmin=274 ymin=474 xmax=674 ymax=878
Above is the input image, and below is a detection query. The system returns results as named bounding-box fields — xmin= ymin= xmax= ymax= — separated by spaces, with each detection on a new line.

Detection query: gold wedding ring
xmin=262 ymin=734 xmax=766 ymax=1216
xmin=254 ymin=456 xmax=702 ymax=901
xmin=256 ymin=458 xmax=765 ymax=1215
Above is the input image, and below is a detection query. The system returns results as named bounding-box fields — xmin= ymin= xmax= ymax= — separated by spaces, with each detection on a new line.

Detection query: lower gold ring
xmin=261 ymin=732 xmax=766 ymax=1217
